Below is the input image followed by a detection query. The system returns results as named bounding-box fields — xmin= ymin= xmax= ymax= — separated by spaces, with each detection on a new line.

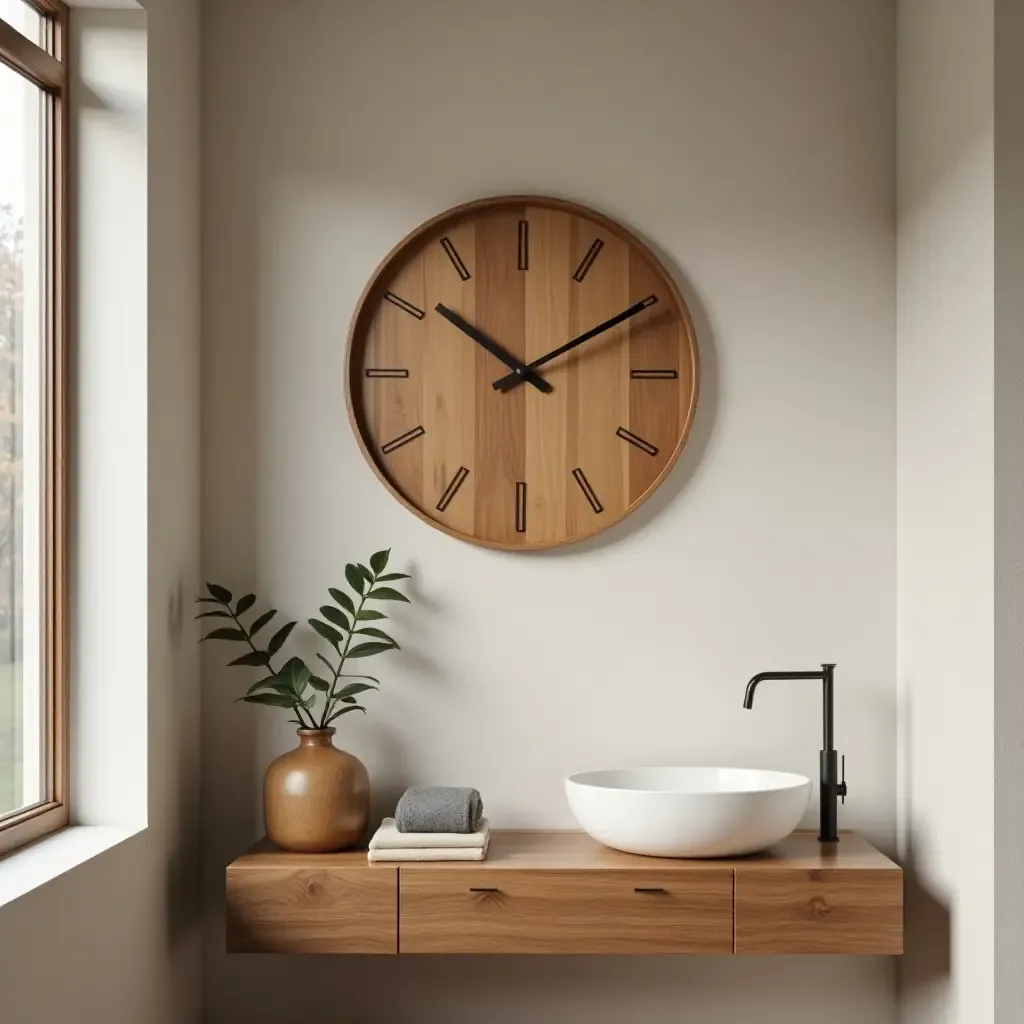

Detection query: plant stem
xmin=227 ymin=605 xmax=317 ymax=729
xmin=319 ymin=570 xmax=375 ymax=727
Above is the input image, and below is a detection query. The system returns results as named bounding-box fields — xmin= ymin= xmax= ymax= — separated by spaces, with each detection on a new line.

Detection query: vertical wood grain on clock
xmin=346 ymin=196 xmax=699 ymax=550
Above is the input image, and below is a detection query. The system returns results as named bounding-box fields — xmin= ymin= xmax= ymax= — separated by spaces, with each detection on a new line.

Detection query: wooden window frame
xmin=0 ymin=0 xmax=69 ymax=858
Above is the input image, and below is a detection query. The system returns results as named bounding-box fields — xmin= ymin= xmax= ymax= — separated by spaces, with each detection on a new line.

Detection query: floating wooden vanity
xmin=226 ymin=830 xmax=902 ymax=956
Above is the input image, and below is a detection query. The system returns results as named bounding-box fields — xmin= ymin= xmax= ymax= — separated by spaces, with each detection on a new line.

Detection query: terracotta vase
xmin=263 ymin=728 xmax=369 ymax=852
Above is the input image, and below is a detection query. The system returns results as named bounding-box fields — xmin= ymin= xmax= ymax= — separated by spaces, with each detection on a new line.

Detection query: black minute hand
xmin=435 ymin=304 xmax=552 ymax=394
xmin=492 ymin=295 xmax=658 ymax=392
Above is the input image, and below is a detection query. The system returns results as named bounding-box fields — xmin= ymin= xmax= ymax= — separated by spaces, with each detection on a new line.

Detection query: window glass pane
xmin=0 ymin=59 xmax=45 ymax=819
xmin=0 ymin=0 xmax=44 ymax=48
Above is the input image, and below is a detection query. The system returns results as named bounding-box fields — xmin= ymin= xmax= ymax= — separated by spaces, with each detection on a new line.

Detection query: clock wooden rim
xmin=344 ymin=194 xmax=700 ymax=551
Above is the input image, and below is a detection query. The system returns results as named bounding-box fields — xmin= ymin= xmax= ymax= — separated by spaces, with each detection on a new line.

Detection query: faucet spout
xmin=742 ymin=678 xmax=758 ymax=709
xmin=743 ymin=670 xmax=821 ymax=710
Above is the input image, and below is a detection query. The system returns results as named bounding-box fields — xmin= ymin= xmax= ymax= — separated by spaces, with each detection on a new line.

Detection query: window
xmin=0 ymin=0 xmax=68 ymax=857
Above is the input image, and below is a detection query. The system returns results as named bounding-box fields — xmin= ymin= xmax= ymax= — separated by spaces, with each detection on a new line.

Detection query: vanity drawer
xmin=734 ymin=868 xmax=903 ymax=954
xmin=227 ymin=863 xmax=397 ymax=954
xmin=399 ymin=868 xmax=734 ymax=954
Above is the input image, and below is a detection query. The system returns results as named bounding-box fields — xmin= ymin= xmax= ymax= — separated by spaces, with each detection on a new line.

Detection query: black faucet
xmin=742 ymin=663 xmax=847 ymax=843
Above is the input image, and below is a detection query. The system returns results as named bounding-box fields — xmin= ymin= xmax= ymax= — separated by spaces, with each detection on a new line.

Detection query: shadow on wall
xmin=899 ymin=842 xmax=952 ymax=1012
xmin=210 ymin=953 xmax=895 ymax=1024
xmin=897 ymin=688 xmax=952 ymax=1011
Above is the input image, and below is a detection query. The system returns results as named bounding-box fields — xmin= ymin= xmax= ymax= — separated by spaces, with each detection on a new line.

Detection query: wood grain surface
xmin=399 ymin=867 xmax=733 ymax=954
xmin=734 ymin=867 xmax=903 ymax=955
xmin=225 ymin=831 xmax=903 ymax=955
xmin=346 ymin=196 xmax=699 ymax=550
xmin=226 ymin=862 xmax=397 ymax=954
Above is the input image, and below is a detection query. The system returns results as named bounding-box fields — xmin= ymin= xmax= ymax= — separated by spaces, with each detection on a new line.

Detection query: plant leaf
xmin=353 ymin=626 xmax=397 ymax=645
xmin=279 ymin=655 xmax=308 ymax=681
xmin=309 ymin=618 xmax=344 ymax=650
xmin=228 ymin=650 xmax=271 ymax=668
xmin=258 ymin=677 xmax=301 ymax=697
xmin=267 ymin=620 xmax=296 ymax=656
xmin=206 ymin=582 xmax=232 ymax=603
xmin=246 ymin=675 xmax=279 ymax=696
xmin=338 ymin=673 xmax=380 ymax=685
xmin=367 ymin=587 xmax=410 ymax=603
xmin=356 ymin=609 xmax=387 ymax=621
xmin=326 ymin=705 xmax=366 ymax=724
xmin=346 ymin=641 xmax=395 ymax=659
xmin=376 ymin=572 xmax=411 ymax=582
xmin=276 ymin=657 xmax=311 ymax=700
xmin=196 ymin=597 xmax=223 ymax=605
xmin=358 ymin=564 xmax=374 ymax=584
xmin=329 ymin=588 xmax=356 ymax=616
xmin=243 ymin=692 xmax=298 ymax=708
xmin=309 ymin=675 xmax=330 ymax=692
xmin=196 ymin=610 xmax=231 ymax=619
xmin=369 ymin=549 xmax=390 ymax=574
xmin=334 ymin=681 xmax=377 ymax=699
xmin=345 ymin=564 xmax=365 ymax=595
xmin=249 ymin=608 xmax=276 ymax=636
xmin=320 ymin=605 xmax=351 ymax=631
xmin=340 ymin=696 xmax=357 ymax=704
xmin=235 ymin=594 xmax=256 ymax=616
xmin=316 ymin=652 xmax=337 ymax=674
xmin=202 ymin=627 xmax=247 ymax=642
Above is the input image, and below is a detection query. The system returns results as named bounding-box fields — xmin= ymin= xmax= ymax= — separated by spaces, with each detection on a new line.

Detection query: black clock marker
xmin=440 ymin=237 xmax=471 ymax=281
xmin=365 ymin=368 xmax=409 ymax=379
xmin=381 ymin=425 xmax=425 ymax=455
xmin=630 ymin=369 xmax=678 ymax=380
xmin=616 ymin=427 xmax=658 ymax=457
xmin=572 ymin=468 xmax=604 ymax=513
xmin=384 ymin=292 xmax=425 ymax=319
xmin=572 ymin=238 xmax=604 ymax=282
xmin=518 ymin=220 xmax=529 ymax=271
xmin=515 ymin=482 xmax=527 ymax=533
xmin=436 ymin=466 xmax=470 ymax=512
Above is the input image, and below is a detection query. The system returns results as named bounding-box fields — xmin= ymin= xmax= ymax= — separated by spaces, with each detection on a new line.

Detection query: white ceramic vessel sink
xmin=565 ymin=767 xmax=812 ymax=858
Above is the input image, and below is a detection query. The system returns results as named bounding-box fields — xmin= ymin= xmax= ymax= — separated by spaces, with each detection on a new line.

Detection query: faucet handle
xmin=839 ymin=754 xmax=847 ymax=805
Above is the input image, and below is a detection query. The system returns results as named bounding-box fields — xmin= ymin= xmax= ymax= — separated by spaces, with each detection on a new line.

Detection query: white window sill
xmin=0 ymin=824 xmax=143 ymax=909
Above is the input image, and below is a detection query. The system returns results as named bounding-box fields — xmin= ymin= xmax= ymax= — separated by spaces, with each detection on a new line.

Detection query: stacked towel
xmin=396 ymin=786 xmax=483 ymax=834
xmin=368 ymin=787 xmax=489 ymax=862
xmin=367 ymin=817 xmax=490 ymax=862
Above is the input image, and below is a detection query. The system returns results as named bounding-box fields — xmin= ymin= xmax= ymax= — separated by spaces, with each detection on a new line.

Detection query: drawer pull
xmin=634 ymin=886 xmax=667 ymax=894
xmin=469 ymin=887 xmax=499 ymax=893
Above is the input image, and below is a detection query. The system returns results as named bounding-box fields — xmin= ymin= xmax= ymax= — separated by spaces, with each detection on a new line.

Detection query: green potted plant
xmin=198 ymin=548 xmax=410 ymax=852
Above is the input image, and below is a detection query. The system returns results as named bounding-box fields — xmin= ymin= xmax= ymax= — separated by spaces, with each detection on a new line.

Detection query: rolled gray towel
xmin=395 ymin=786 xmax=483 ymax=834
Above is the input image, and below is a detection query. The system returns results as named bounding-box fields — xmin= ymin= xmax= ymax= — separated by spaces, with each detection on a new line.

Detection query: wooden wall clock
xmin=345 ymin=196 xmax=699 ymax=550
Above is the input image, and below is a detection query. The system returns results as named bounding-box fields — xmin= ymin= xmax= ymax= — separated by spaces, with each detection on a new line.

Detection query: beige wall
xmin=145 ymin=0 xmax=203 ymax=1015
xmin=0 ymin=2 xmax=203 ymax=1021
xmin=896 ymin=1 xmax=1024 ymax=1021
xmin=993 ymin=1 xmax=1024 ymax=1019
xmin=201 ymin=2 xmax=897 ymax=1021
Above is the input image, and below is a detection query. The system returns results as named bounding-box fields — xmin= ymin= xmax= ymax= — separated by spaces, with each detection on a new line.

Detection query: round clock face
xmin=345 ymin=196 xmax=699 ymax=550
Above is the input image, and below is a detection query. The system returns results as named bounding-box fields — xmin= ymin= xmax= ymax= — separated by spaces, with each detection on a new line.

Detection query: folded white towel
xmin=369 ymin=816 xmax=490 ymax=851
xmin=368 ymin=835 xmax=490 ymax=863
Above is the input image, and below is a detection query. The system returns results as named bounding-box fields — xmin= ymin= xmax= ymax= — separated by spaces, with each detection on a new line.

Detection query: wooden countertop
xmin=230 ymin=828 xmax=898 ymax=871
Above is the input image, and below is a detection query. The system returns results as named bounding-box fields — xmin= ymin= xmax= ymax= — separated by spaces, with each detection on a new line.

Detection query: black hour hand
xmin=434 ymin=304 xmax=552 ymax=394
